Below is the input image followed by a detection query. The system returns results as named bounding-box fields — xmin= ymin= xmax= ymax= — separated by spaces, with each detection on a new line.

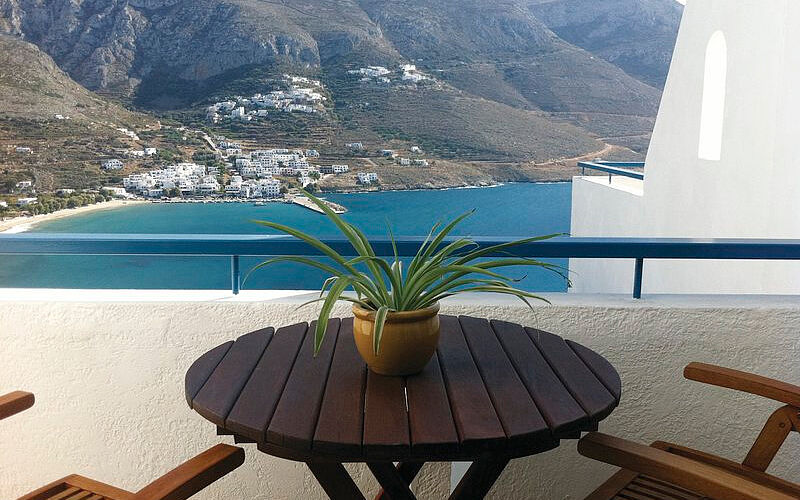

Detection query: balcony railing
xmin=578 ymin=161 xmax=645 ymax=181
xmin=2 ymin=234 xmax=800 ymax=298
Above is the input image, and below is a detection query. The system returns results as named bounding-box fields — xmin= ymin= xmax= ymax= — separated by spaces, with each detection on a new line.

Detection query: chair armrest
xmin=0 ymin=391 xmax=34 ymax=420
xmin=578 ymin=433 xmax=796 ymax=500
xmin=133 ymin=444 xmax=245 ymax=500
xmin=684 ymin=362 xmax=800 ymax=407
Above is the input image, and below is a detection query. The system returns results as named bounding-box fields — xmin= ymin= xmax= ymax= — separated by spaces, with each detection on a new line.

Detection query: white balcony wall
xmin=570 ymin=0 xmax=800 ymax=294
xmin=1 ymin=291 xmax=799 ymax=499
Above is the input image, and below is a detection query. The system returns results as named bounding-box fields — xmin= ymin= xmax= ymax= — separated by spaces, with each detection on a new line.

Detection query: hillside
xmin=529 ymin=0 xmax=683 ymax=89
xmin=0 ymin=34 xmax=146 ymax=126
xmin=0 ymin=0 xmax=682 ymax=162
xmin=0 ymin=35 xmax=182 ymax=193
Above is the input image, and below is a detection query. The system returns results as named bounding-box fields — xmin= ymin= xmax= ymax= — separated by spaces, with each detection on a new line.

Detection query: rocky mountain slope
xmin=0 ymin=34 xmax=146 ymax=125
xmin=0 ymin=0 xmax=682 ymax=162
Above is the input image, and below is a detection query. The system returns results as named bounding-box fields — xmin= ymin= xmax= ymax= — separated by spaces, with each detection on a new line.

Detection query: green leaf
xmin=314 ymin=277 xmax=352 ymax=355
xmin=373 ymin=305 xmax=390 ymax=355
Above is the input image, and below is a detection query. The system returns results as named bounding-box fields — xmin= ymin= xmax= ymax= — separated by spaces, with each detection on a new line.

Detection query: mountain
xmin=0 ymin=34 xmax=146 ymax=125
xmin=0 ymin=34 xmax=158 ymax=192
xmin=0 ymin=0 xmax=682 ymax=161
xmin=529 ymin=0 xmax=684 ymax=89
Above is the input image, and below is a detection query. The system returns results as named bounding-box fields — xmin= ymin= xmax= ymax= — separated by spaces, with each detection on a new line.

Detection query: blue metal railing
xmin=3 ymin=234 xmax=800 ymax=298
xmin=578 ymin=161 xmax=645 ymax=181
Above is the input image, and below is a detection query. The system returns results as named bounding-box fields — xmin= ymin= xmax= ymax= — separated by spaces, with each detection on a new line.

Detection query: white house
xmin=357 ymin=172 xmax=378 ymax=184
xmin=0 ymin=201 xmax=7 ymax=208
xmin=144 ymin=148 xmax=157 ymax=156
xmin=15 ymin=181 xmax=32 ymax=190
xmin=570 ymin=0 xmax=800 ymax=295
xmin=16 ymin=197 xmax=37 ymax=206
xmin=55 ymin=189 xmax=75 ymax=196
xmin=101 ymin=159 xmax=124 ymax=170
xmin=14 ymin=146 xmax=32 ymax=154
xmin=346 ymin=142 xmax=364 ymax=150
xmin=397 ymin=158 xmax=411 ymax=166
xmin=102 ymin=187 xmax=128 ymax=197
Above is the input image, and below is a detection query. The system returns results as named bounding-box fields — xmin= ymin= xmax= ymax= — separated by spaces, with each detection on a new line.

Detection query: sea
xmin=0 ymin=183 xmax=572 ymax=291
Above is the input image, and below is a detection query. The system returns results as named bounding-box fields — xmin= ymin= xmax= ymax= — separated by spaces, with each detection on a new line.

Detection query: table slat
xmin=185 ymin=341 xmax=233 ymax=407
xmin=266 ymin=319 xmax=340 ymax=451
xmin=528 ymin=328 xmax=617 ymax=422
xmin=566 ymin=340 xmax=622 ymax=402
xmin=225 ymin=322 xmax=308 ymax=441
xmin=192 ymin=328 xmax=273 ymax=426
xmin=460 ymin=316 xmax=552 ymax=445
xmin=406 ymin=350 xmax=459 ymax=455
xmin=491 ymin=320 xmax=587 ymax=436
xmin=363 ymin=370 xmax=410 ymax=457
xmin=437 ymin=315 xmax=505 ymax=450
xmin=314 ymin=318 xmax=367 ymax=455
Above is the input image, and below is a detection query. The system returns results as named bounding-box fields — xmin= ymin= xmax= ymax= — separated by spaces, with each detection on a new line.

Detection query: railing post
xmin=231 ymin=255 xmax=240 ymax=295
xmin=633 ymin=258 xmax=643 ymax=299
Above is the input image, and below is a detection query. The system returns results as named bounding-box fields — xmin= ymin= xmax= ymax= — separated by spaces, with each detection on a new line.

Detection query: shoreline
xmin=0 ymin=199 xmax=146 ymax=234
xmin=0 ymin=180 xmax=573 ymax=232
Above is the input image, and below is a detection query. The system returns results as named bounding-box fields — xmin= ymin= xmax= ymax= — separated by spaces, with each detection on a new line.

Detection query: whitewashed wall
xmin=1 ymin=290 xmax=799 ymax=499
xmin=570 ymin=0 xmax=800 ymax=294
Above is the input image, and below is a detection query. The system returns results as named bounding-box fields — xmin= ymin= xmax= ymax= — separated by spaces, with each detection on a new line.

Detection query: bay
xmin=0 ymin=183 xmax=571 ymax=291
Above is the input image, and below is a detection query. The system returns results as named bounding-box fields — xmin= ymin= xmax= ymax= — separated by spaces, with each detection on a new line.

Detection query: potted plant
xmin=250 ymin=191 xmax=562 ymax=376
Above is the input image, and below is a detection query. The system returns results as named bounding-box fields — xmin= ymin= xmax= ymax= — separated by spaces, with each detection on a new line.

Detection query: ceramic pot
xmin=352 ymin=302 xmax=440 ymax=376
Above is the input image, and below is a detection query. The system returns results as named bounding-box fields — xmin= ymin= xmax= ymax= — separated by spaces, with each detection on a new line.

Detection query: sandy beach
xmin=0 ymin=199 xmax=146 ymax=234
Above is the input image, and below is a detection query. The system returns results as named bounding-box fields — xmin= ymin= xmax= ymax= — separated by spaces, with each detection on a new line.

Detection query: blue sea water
xmin=0 ymin=183 xmax=572 ymax=291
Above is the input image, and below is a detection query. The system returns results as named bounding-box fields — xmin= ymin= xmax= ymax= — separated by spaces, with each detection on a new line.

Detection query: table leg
xmin=307 ymin=462 xmax=366 ymax=500
xmin=448 ymin=458 xmax=510 ymax=500
xmin=374 ymin=462 xmax=424 ymax=500
xmin=368 ymin=462 xmax=418 ymax=500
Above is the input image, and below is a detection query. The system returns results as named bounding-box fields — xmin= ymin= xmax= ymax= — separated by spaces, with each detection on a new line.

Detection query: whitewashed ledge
xmin=1 ymin=290 xmax=799 ymax=499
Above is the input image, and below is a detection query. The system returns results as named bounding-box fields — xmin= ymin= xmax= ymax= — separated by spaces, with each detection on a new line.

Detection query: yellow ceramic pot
xmin=352 ymin=302 xmax=440 ymax=376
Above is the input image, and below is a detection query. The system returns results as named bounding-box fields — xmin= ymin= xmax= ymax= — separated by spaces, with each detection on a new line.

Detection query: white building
xmin=346 ymin=142 xmax=364 ymax=150
xmin=102 ymin=187 xmax=129 ymax=197
xmin=320 ymin=164 xmax=349 ymax=174
xmin=357 ymin=172 xmax=378 ymax=184
xmin=570 ymin=0 xmax=800 ymax=295
xmin=15 ymin=146 xmax=32 ymax=154
xmin=0 ymin=201 xmax=7 ymax=208
xmin=55 ymin=189 xmax=75 ymax=196
xmin=15 ymin=181 xmax=32 ymax=190
xmin=101 ymin=159 xmax=124 ymax=170
xmin=144 ymin=148 xmax=157 ymax=156
xmin=397 ymin=158 xmax=411 ymax=166
xmin=16 ymin=197 xmax=37 ymax=206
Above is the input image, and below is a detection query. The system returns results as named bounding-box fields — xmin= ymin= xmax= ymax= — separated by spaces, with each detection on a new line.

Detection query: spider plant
xmin=249 ymin=190 xmax=564 ymax=356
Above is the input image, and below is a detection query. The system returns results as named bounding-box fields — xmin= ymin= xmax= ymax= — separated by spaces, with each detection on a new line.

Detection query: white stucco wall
xmin=1 ymin=290 xmax=799 ymax=499
xmin=570 ymin=0 xmax=800 ymax=294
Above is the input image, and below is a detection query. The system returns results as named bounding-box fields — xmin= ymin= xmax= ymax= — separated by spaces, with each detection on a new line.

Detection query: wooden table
xmin=185 ymin=315 xmax=622 ymax=500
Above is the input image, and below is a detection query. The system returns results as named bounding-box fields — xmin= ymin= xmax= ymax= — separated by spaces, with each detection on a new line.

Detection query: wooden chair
xmin=578 ymin=362 xmax=800 ymax=500
xmin=1 ymin=390 xmax=245 ymax=500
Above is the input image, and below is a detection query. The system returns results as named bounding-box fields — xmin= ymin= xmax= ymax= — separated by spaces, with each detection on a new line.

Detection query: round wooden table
xmin=185 ymin=315 xmax=621 ymax=499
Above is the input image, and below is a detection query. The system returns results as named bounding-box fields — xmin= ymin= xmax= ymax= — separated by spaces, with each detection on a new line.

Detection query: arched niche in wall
xmin=698 ymin=30 xmax=727 ymax=161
